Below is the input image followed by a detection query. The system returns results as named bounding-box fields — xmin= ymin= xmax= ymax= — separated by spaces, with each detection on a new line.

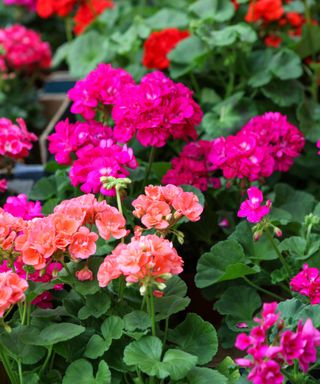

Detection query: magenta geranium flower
xmin=237 ymin=186 xmax=271 ymax=223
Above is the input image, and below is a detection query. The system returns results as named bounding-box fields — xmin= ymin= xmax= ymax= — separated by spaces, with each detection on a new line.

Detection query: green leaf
xmin=168 ymin=36 xmax=206 ymax=65
xmin=145 ymin=8 xmax=189 ymax=29
xmin=295 ymin=24 xmax=320 ymax=59
xmin=261 ymin=80 xmax=303 ymax=107
xmin=78 ymin=291 xmax=111 ymax=320
xmin=162 ymin=349 xmax=198 ymax=380
xmin=124 ymin=311 xmax=152 ymax=331
xmin=217 ymin=357 xmax=241 ymax=384
xmin=248 ymin=50 xmax=274 ymax=88
xmin=154 ymin=295 xmax=191 ymax=320
xmin=168 ymin=313 xmax=218 ymax=364
xmin=123 ymin=336 xmax=163 ymax=377
xmin=124 ymin=336 xmax=197 ymax=380
xmin=63 ymin=359 xmax=111 ymax=384
xmin=187 ymin=367 xmax=228 ymax=384
xmin=189 ymin=0 xmax=235 ymax=22
xmin=195 ymin=240 xmax=258 ymax=288
xmin=208 ymin=24 xmax=256 ymax=47
xmin=24 ymin=373 xmax=40 ymax=384
xmin=297 ymin=99 xmax=320 ymax=142
xmin=84 ymin=335 xmax=107 ymax=359
xmin=214 ymin=286 xmax=261 ymax=330
xmin=24 ymin=323 xmax=85 ymax=346
xmin=67 ymin=32 xmax=114 ymax=78
xmin=270 ymin=49 xmax=302 ymax=80
xmin=28 ymin=176 xmax=56 ymax=200
xmin=101 ymin=316 xmax=124 ymax=349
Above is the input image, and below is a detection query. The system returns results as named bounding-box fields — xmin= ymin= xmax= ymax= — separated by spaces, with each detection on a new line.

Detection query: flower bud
xmin=273 ymin=227 xmax=282 ymax=238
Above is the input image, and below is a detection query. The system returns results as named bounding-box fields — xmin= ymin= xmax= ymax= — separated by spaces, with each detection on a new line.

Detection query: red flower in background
xmin=231 ymin=0 xmax=239 ymax=10
xmin=245 ymin=0 xmax=284 ymax=23
xmin=142 ymin=28 xmax=190 ymax=70
xmin=74 ymin=0 xmax=113 ymax=35
xmin=36 ymin=0 xmax=76 ymax=18
xmin=264 ymin=34 xmax=282 ymax=47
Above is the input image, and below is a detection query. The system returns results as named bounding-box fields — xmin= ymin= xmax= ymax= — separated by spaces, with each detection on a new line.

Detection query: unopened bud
xmin=253 ymin=230 xmax=263 ymax=241
xmin=274 ymin=227 xmax=282 ymax=238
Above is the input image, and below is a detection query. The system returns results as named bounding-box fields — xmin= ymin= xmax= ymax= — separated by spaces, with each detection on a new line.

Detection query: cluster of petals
xmin=238 ymin=187 xmax=271 ymax=223
xmin=69 ymin=140 xmax=138 ymax=195
xmin=76 ymin=265 xmax=93 ymax=281
xmin=142 ymin=28 xmax=190 ymax=70
xmin=162 ymin=140 xmax=221 ymax=192
xmin=3 ymin=0 xmax=36 ymax=11
xmin=0 ymin=271 xmax=28 ymax=317
xmin=36 ymin=0 xmax=113 ymax=35
xmin=208 ymin=112 xmax=305 ymax=181
xmin=4 ymin=194 xmax=43 ymax=220
xmin=68 ymin=63 xmax=135 ymax=120
xmin=112 ymin=71 xmax=203 ymax=147
xmin=0 ymin=208 xmax=25 ymax=251
xmin=11 ymin=194 xmax=126 ymax=270
xmin=0 ymin=24 xmax=51 ymax=73
xmin=97 ymin=234 xmax=183 ymax=293
xmin=132 ymin=184 xmax=203 ymax=231
xmin=48 ymin=119 xmax=113 ymax=165
xmin=245 ymin=0 xmax=284 ymax=23
xmin=0 ymin=118 xmax=37 ymax=160
xmin=290 ymin=264 xmax=320 ymax=305
xmin=236 ymin=302 xmax=320 ymax=383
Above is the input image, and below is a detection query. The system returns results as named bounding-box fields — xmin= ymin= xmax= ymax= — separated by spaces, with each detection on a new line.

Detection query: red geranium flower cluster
xmin=142 ymin=28 xmax=190 ymax=70
xmin=0 ymin=24 xmax=51 ymax=74
xmin=290 ymin=264 xmax=320 ymax=305
xmin=244 ymin=0 xmax=309 ymax=48
xmin=36 ymin=0 xmax=113 ymax=35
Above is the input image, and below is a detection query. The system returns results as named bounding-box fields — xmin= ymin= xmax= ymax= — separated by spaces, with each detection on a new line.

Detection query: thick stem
xmin=143 ymin=147 xmax=156 ymax=188
xmin=39 ymin=345 xmax=53 ymax=376
xmin=148 ymin=287 xmax=156 ymax=337
xmin=242 ymin=276 xmax=284 ymax=301
xmin=65 ymin=18 xmax=73 ymax=42
xmin=265 ymin=227 xmax=292 ymax=278
xmin=17 ymin=360 xmax=23 ymax=384
xmin=0 ymin=349 xmax=18 ymax=384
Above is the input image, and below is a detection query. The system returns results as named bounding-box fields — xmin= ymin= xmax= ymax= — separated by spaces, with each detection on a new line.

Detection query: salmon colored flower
xmin=76 ymin=265 xmax=94 ymax=281
xmin=98 ymin=234 xmax=183 ymax=294
xmin=69 ymin=226 xmax=98 ymax=260
xmin=95 ymin=202 xmax=127 ymax=240
xmin=132 ymin=185 xmax=203 ymax=232
xmin=0 ymin=271 xmax=28 ymax=317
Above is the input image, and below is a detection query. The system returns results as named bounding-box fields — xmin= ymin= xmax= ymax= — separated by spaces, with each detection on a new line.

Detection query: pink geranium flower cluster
xmin=238 ymin=187 xmax=271 ymax=223
xmin=48 ymin=119 xmax=113 ymax=165
xmin=4 ymin=194 xmax=43 ymax=220
xmin=3 ymin=0 xmax=36 ymax=11
xmin=162 ymin=140 xmax=221 ymax=191
xmin=0 ymin=24 xmax=51 ymax=74
xmin=0 ymin=271 xmax=28 ymax=317
xmin=209 ymin=112 xmax=305 ymax=181
xmin=132 ymin=184 xmax=203 ymax=232
xmin=48 ymin=119 xmax=137 ymax=195
xmin=68 ymin=63 xmax=135 ymax=120
xmin=0 ymin=179 xmax=7 ymax=193
xmin=0 ymin=118 xmax=37 ymax=159
xmin=236 ymin=302 xmax=320 ymax=383
xmin=98 ymin=234 xmax=183 ymax=295
xmin=290 ymin=264 xmax=320 ymax=305
xmin=0 ymin=194 xmax=127 ymax=270
xmin=112 ymin=71 xmax=202 ymax=147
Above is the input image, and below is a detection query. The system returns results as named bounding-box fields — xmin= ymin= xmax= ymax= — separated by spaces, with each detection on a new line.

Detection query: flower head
xmin=4 ymin=194 xmax=43 ymax=220
xmin=0 ymin=271 xmax=28 ymax=317
xmin=290 ymin=264 xmax=320 ymax=305
xmin=143 ymin=28 xmax=190 ymax=70
xmin=238 ymin=187 xmax=271 ymax=223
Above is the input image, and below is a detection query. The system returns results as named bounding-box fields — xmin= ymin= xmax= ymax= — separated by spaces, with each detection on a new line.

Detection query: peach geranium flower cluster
xmin=132 ymin=184 xmax=203 ymax=233
xmin=98 ymin=234 xmax=183 ymax=295
xmin=0 ymin=271 xmax=28 ymax=317
xmin=1 ymin=194 xmax=127 ymax=271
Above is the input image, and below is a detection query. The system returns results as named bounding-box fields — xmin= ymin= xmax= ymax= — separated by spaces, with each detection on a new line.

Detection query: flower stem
xmin=39 ymin=345 xmax=53 ymax=376
xmin=146 ymin=287 xmax=156 ymax=336
xmin=0 ymin=348 xmax=17 ymax=384
xmin=143 ymin=147 xmax=156 ymax=188
xmin=17 ymin=360 xmax=23 ymax=384
xmin=65 ymin=17 xmax=73 ymax=42
xmin=265 ymin=227 xmax=292 ymax=278
xmin=242 ymin=276 xmax=284 ymax=301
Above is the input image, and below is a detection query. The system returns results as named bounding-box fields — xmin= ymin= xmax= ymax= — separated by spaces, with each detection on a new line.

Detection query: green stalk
xmin=148 ymin=287 xmax=156 ymax=337
xmin=265 ymin=227 xmax=292 ymax=278
xmin=0 ymin=347 xmax=18 ymax=384
xmin=143 ymin=147 xmax=156 ymax=188
xmin=242 ymin=276 xmax=284 ymax=301
xmin=39 ymin=345 xmax=53 ymax=376
xmin=17 ymin=360 xmax=23 ymax=384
